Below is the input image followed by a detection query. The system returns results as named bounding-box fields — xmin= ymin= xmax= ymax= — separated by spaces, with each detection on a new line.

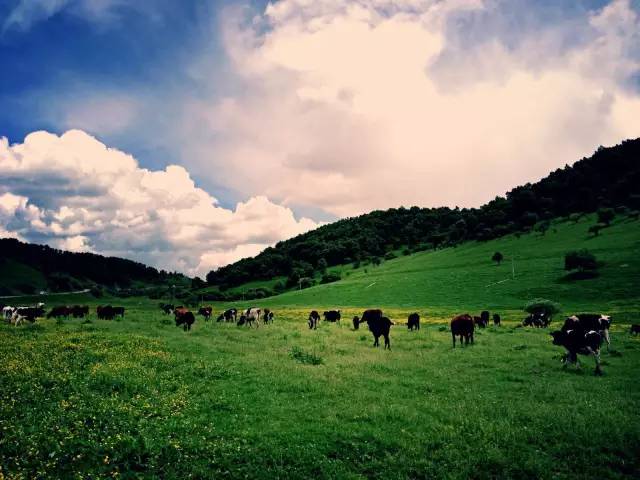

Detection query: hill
xmin=0 ymin=238 xmax=189 ymax=297
xmin=243 ymin=212 xmax=640 ymax=320
xmin=206 ymin=138 xmax=640 ymax=292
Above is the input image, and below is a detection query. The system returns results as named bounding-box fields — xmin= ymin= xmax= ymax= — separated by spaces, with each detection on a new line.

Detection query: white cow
xmin=243 ymin=307 xmax=262 ymax=328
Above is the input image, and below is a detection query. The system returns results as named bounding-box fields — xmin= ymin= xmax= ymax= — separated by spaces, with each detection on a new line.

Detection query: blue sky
xmin=0 ymin=0 xmax=639 ymax=274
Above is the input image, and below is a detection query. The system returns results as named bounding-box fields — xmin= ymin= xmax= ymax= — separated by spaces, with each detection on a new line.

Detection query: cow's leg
xmin=374 ymin=335 xmax=379 ymax=347
xmin=384 ymin=334 xmax=390 ymax=350
xmin=452 ymin=333 xmax=456 ymax=348
xmin=587 ymin=347 xmax=602 ymax=375
xmin=603 ymin=329 xmax=611 ymax=351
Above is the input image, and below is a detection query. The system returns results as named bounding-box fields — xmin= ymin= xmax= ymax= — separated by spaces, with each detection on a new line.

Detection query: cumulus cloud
xmin=0 ymin=130 xmax=318 ymax=275
xmin=178 ymin=0 xmax=640 ymax=217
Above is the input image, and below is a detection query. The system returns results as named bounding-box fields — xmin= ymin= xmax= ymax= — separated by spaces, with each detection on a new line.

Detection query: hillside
xmin=207 ymin=138 xmax=640 ymax=291
xmin=252 ymin=213 xmax=640 ymax=318
xmin=0 ymin=238 xmax=189 ymax=296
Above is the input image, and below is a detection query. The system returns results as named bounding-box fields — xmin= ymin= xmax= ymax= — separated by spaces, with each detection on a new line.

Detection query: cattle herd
xmin=0 ymin=300 xmax=634 ymax=375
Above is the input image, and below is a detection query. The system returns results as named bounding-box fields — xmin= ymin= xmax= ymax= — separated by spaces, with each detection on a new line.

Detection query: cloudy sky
xmin=1 ymin=0 xmax=639 ymax=276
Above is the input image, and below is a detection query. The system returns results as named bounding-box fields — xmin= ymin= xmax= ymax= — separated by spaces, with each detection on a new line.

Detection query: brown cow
xmin=451 ymin=314 xmax=474 ymax=348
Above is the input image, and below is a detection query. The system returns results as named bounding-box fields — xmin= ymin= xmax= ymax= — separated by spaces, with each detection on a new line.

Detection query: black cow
xmin=97 ymin=305 xmax=115 ymax=320
xmin=407 ymin=312 xmax=420 ymax=331
xmin=562 ymin=314 xmax=612 ymax=351
xmin=352 ymin=316 xmax=360 ymax=330
xmin=523 ymin=311 xmax=551 ymax=328
xmin=481 ymin=310 xmax=490 ymax=325
xmin=323 ymin=310 xmax=341 ymax=322
xmin=359 ymin=309 xmax=393 ymax=349
xmin=493 ymin=313 xmax=501 ymax=326
xmin=473 ymin=316 xmax=487 ymax=328
xmin=72 ymin=305 xmax=89 ymax=318
xmin=160 ymin=304 xmax=174 ymax=315
xmin=451 ymin=314 xmax=474 ymax=348
xmin=175 ymin=308 xmax=195 ymax=331
xmin=263 ymin=309 xmax=274 ymax=324
xmin=48 ymin=306 xmax=71 ymax=319
xmin=113 ymin=306 xmax=125 ymax=318
xmin=308 ymin=310 xmax=320 ymax=330
xmin=217 ymin=308 xmax=237 ymax=322
xmin=198 ymin=306 xmax=213 ymax=321
xmin=631 ymin=324 xmax=640 ymax=335
xmin=551 ymin=329 xmax=603 ymax=375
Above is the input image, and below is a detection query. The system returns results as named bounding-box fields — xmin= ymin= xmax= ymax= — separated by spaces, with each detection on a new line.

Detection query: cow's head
xmin=600 ymin=315 xmax=611 ymax=329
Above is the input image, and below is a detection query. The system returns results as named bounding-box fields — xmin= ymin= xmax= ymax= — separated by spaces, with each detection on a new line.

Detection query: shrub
xmin=565 ymin=249 xmax=597 ymax=272
xmin=524 ymin=299 xmax=560 ymax=318
xmin=320 ymin=272 xmax=341 ymax=284
xmin=597 ymin=208 xmax=615 ymax=225
xmin=588 ymin=223 xmax=606 ymax=236
xmin=402 ymin=248 xmax=411 ymax=256
xmin=492 ymin=251 xmax=504 ymax=265
xmin=384 ymin=251 xmax=397 ymax=261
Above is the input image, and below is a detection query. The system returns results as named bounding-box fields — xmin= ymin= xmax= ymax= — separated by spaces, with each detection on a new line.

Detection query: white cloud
xmin=0 ymin=130 xmax=318 ymax=275
xmin=177 ymin=0 xmax=640 ymax=217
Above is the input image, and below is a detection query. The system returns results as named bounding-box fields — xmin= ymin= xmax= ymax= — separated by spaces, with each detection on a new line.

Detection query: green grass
xmin=1 ymin=215 xmax=639 ymax=478
xmin=0 ymin=259 xmax=48 ymax=294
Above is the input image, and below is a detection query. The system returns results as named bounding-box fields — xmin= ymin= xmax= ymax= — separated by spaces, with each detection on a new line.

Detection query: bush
xmin=402 ymin=248 xmax=412 ymax=256
xmin=492 ymin=251 xmax=504 ymax=265
xmin=384 ymin=252 xmax=397 ymax=261
xmin=565 ymin=249 xmax=597 ymax=272
xmin=588 ymin=223 xmax=606 ymax=236
xmin=597 ymin=208 xmax=615 ymax=225
xmin=524 ymin=299 xmax=560 ymax=318
xmin=320 ymin=272 xmax=341 ymax=284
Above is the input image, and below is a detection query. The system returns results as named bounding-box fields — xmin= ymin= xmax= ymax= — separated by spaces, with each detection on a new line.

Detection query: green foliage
xmin=523 ymin=299 xmax=561 ymax=317
xmin=565 ymin=249 xmax=597 ymax=272
xmin=597 ymin=207 xmax=615 ymax=225
xmin=588 ymin=223 xmax=606 ymax=236
xmin=320 ymin=272 xmax=341 ymax=284
xmin=384 ymin=251 xmax=397 ymax=260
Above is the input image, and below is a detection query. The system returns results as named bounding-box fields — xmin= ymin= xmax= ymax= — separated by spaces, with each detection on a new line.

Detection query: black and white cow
xmin=218 ymin=308 xmax=237 ymax=322
xmin=308 ymin=310 xmax=320 ymax=330
xmin=562 ymin=314 xmax=612 ymax=351
xmin=550 ymin=329 xmax=604 ymax=375
xmin=263 ymin=309 xmax=274 ymax=324
xmin=243 ymin=307 xmax=261 ymax=328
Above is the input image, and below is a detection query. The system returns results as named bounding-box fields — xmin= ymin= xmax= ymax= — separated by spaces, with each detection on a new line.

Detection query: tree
xmin=535 ymin=220 xmax=551 ymax=236
xmin=565 ymin=249 xmax=597 ymax=272
xmin=316 ymin=257 xmax=328 ymax=274
xmin=492 ymin=252 xmax=504 ymax=265
xmin=524 ymin=299 xmax=560 ymax=319
xmin=588 ymin=223 xmax=606 ymax=236
xmin=597 ymin=208 xmax=615 ymax=226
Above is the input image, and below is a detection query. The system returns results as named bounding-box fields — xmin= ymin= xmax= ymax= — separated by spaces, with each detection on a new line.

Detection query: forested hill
xmin=206 ymin=138 xmax=640 ymax=290
xmin=0 ymin=238 xmax=188 ymax=296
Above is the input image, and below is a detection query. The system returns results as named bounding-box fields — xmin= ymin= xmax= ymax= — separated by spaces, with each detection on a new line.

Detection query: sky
xmin=0 ymin=0 xmax=639 ymax=276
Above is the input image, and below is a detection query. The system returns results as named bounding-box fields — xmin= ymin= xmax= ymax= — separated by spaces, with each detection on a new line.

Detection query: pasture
xmin=1 ymin=304 xmax=639 ymax=479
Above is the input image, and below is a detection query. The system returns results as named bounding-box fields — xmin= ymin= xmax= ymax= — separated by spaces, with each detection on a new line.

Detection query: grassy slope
xmin=0 ymin=259 xmax=48 ymax=294
xmin=257 ymin=215 xmax=640 ymax=319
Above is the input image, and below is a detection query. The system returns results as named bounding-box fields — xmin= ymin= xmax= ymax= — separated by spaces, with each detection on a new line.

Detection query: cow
xmin=263 ymin=309 xmax=274 ymax=324
xmin=160 ymin=304 xmax=174 ymax=315
xmin=562 ymin=314 xmax=612 ymax=351
xmin=198 ymin=306 xmax=213 ymax=322
xmin=97 ymin=305 xmax=115 ymax=320
xmin=217 ymin=308 xmax=237 ymax=322
xmin=112 ymin=306 xmax=125 ymax=318
xmin=308 ymin=310 xmax=321 ymax=330
xmin=323 ymin=310 xmax=341 ymax=323
xmin=15 ymin=306 xmax=45 ymax=322
xmin=451 ymin=314 xmax=474 ymax=348
xmin=550 ymin=329 xmax=603 ymax=375
xmin=523 ymin=311 xmax=550 ymax=328
xmin=631 ymin=324 xmax=640 ymax=335
xmin=493 ymin=313 xmax=501 ymax=326
xmin=174 ymin=308 xmax=195 ymax=331
xmin=243 ymin=307 xmax=261 ymax=328
xmin=359 ymin=309 xmax=394 ymax=349
xmin=72 ymin=305 xmax=89 ymax=318
xmin=481 ymin=310 xmax=490 ymax=326
xmin=352 ymin=316 xmax=360 ymax=330
xmin=2 ymin=306 xmax=15 ymax=322
xmin=407 ymin=313 xmax=420 ymax=331
xmin=47 ymin=306 xmax=71 ymax=319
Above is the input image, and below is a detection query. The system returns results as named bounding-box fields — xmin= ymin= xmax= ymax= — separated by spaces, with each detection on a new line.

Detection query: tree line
xmin=206 ymin=138 xmax=640 ymax=291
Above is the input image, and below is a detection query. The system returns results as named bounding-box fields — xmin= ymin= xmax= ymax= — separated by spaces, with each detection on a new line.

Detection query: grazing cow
xmin=243 ymin=307 xmax=261 ymax=328
xmin=263 ymin=309 xmax=274 ymax=324
xmin=2 ymin=306 xmax=15 ymax=321
xmin=308 ymin=310 xmax=321 ymax=330
xmin=631 ymin=324 xmax=640 ymax=335
xmin=47 ymin=306 xmax=71 ymax=319
xmin=451 ymin=314 xmax=474 ymax=348
xmin=97 ymin=305 xmax=115 ymax=320
xmin=481 ymin=311 xmax=490 ymax=326
xmin=237 ymin=314 xmax=246 ymax=326
xmin=550 ymin=329 xmax=603 ymax=375
xmin=72 ymin=305 xmax=89 ymax=318
xmin=112 ymin=306 xmax=125 ymax=318
xmin=323 ymin=310 xmax=341 ymax=322
xmin=174 ymin=308 xmax=196 ymax=331
xmin=473 ymin=316 xmax=487 ymax=328
xmin=160 ymin=304 xmax=174 ymax=315
xmin=562 ymin=314 xmax=612 ymax=351
xmin=15 ymin=306 xmax=45 ymax=322
xmin=217 ymin=308 xmax=237 ymax=322
xmin=352 ymin=316 xmax=360 ymax=330
xmin=493 ymin=313 xmax=501 ymax=326
xmin=407 ymin=313 xmax=420 ymax=331
xmin=198 ymin=306 xmax=213 ymax=322
xmin=359 ymin=309 xmax=394 ymax=349
xmin=523 ymin=311 xmax=551 ymax=328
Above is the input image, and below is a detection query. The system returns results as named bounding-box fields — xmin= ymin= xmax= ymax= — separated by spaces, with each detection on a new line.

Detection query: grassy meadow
xmin=1 ymin=215 xmax=640 ymax=479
